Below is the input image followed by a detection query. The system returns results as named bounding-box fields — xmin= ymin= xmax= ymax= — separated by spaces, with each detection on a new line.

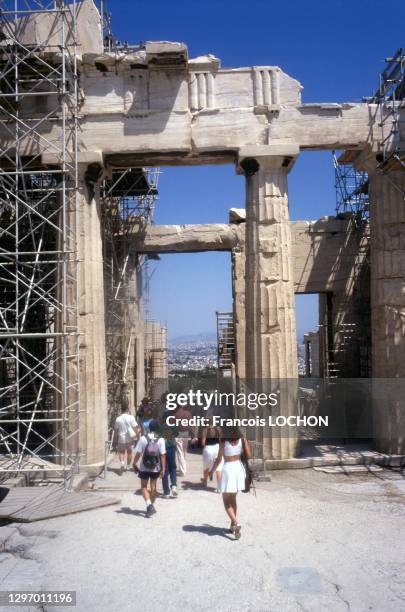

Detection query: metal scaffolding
xmin=0 ymin=1 xmax=80 ymax=483
xmin=333 ymin=150 xmax=369 ymax=223
xmin=216 ymin=311 xmax=235 ymax=371
xmin=366 ymin=48 xmax=405 ymax=171
xmin=99 ymin=0 xmax=140 ymax=54
xmin=102 ymin=168 xmax=160 ymax=428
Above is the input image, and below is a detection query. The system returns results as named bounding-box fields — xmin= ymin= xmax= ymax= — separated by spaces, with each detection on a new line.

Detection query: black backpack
xmin=142 ymin=435 xmax=160 ymax=471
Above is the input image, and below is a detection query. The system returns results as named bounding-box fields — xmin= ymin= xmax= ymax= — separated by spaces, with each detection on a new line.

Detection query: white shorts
xmin=203 ymin=444 xmax=224 ymax=471
xmin=117 ymin=441 xmax=133 ymax=452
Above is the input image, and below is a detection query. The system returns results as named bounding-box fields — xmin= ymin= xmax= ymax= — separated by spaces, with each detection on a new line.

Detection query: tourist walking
xmin=200 ymin=422 xmax=223 ymax=492
xmin=133 ymin=420 xmax=166 ymax=517
xmin=113 ymin=402 xmax=139 ymax=473
xmin=136 ymin=397 xmax=150 ymax=421
xmin=140 ymin=405 xmax=155 ymax=436
xmin=158 ymin=419 xmax=179 ymax=498
xmin=210 ymin=427 xmax=252 ymax=539
xmin=173 ymin=404 xmax=197 ymax=476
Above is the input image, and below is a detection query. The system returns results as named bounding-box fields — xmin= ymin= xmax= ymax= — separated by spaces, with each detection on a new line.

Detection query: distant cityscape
xmin=168 ymin=333 xmax=307 ymax=374
xmin=168 ymin=334 xmax=217 ymax=372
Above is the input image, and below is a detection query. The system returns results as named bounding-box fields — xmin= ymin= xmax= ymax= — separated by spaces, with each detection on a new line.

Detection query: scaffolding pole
xmin=365 ymin=48 xmax=405 ymax=172
xmin=101 ymin=167 xmax=160 ymax=429
xmin=333 ymin=151 xmax=369 ymax=224
xmin=216 ymin=311 xmax=235 ymax=371
xmin=0 ymin=0 xmax=80 ymax=485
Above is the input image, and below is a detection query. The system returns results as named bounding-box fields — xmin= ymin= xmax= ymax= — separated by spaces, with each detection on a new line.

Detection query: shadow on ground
xmin=115 ymin=506 xmax=146 ymax=518
xmin=182 ymin=524 xmax=234 ymax=540
xmin=181 ymin=480 xmax=207 ymax=491
xmin=107 ymin=467 xmax=127 ymax=476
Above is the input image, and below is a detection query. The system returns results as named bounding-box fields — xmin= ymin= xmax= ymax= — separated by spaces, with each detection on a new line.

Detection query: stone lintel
xmin=76 ymin=151 xmax=104 ymax=166
xmin=105 ymin=151 xmax=238 ymax=169
xmin=131 ymin=223 xmax=242 ymax=253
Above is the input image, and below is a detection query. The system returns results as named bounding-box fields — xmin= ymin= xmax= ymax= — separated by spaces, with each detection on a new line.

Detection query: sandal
xmin=200 ymin=477 xmax=208 ymax=486
xmin=231 ymin=524 xmax=242 ymax=540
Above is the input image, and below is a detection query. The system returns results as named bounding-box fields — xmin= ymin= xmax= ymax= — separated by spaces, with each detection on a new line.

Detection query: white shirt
xmin=135 ymin=434 xmax=166 ymax=473
xmin=114 ymin=413 xmax=138 ymax=444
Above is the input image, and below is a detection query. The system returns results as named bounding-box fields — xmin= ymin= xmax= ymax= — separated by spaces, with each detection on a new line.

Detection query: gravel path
xmin=1 ymin=453 xmax=405 ymax=611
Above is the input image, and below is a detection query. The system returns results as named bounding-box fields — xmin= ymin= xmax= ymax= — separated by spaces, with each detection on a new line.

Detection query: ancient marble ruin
xmin=1 ymin=0 xmax=404 ymax=476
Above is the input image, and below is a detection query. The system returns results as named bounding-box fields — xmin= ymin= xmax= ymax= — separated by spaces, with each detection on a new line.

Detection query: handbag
xmin=127 ymin=424 xmax=136 ymax=440
xmin=240 ymin=439 xmax=254 ymax=494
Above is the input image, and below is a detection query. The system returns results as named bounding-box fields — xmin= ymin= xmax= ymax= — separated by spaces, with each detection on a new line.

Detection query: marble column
xmin=232 ymin=245 xmax=246 ymax=383
xmin=77 ymin=163 xmax=108 ymax=467
xmin=368 ymin=168 xmax=405 ymax=454
xmin=121 ymin=254 xmax=137 ymax=412
xmin=135 ymin=259 xmax=146 ymax=406
xmin=241 ymin=149 xmax=299 ymax=460
xmin=123 ymin=254 xmax=149 ymax=409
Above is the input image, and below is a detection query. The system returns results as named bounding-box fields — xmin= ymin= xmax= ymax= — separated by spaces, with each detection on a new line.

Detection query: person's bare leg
xmin=231 ymin=495 xmax=238 ymax=521
xmin=150 ymin=479 xmax=157 ymax=503
xmin=141 ymin=479 xmax=150 ymax=504
xmin=201 ymin=468 xmax=209 ymax=485
xmin=216 ymin=470 xmax=222 ymax=490
xmin=230 ymin=494 xmax=241 ymax=538
xmin=222 ymin=493 xmax=237 ymax=526
xmin=179 ymin=438 xmax=188 ymax=475
xmin=176 ymin=439 xmax=186 ymax=476
xmin=126 ymin=448 xmax=133 ymax=468
xmin=118 ymin=449 xmax=125 ymax=473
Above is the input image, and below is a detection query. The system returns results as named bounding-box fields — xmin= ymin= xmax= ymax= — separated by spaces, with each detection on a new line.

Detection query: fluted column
xmin=369 ymin=168 xmax=405 ymax=454
xmin=241 ymin=150 xmax=299 ymax=460
xmin=122 ymin=254 xmax=137 ymax=412
xmin=135 ymin=260 xmax=146 ymax=405
xmin=125 ymin=255 xmax=148 ymax=408
xmin=232 ymin=245 xmax=246 ymax=382
xmin=77 ymin=164 xmax=108 ymax=466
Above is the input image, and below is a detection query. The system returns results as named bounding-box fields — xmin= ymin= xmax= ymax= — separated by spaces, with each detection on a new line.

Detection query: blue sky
xmin=107 ymin=0 xmax=405 ymax=340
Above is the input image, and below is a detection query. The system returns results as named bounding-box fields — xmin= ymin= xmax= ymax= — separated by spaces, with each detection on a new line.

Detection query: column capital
xmin=237 ymin=144 xmax=299 ymax=175
xmin=78 ymin=160 xmax=104 ymax=202
xmin=77 ymin=151 xmax=105 ymax=183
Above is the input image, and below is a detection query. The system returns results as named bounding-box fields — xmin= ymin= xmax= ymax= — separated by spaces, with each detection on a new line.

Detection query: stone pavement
xmin=0 ymin=451 xmax=405 ymax=611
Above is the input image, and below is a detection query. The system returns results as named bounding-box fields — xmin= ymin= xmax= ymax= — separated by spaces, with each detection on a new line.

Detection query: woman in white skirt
xmin=209 ymin=427 xmax=252 ymax=539
xmin=200 ymin=423 xmax=223 ymax=491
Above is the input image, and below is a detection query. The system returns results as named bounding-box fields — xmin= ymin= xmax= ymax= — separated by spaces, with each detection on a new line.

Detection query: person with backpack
xmin=133 ymin=419 xmax=166 ymax=517
xmin=157 ymin=419 xmax=179 ymax=499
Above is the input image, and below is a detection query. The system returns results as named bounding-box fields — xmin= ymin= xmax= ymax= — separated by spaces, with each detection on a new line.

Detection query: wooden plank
xmin=0 ymin=486 xmax=120 ymax=522
xmin=13 ymin=497 xmax=120 ymax=522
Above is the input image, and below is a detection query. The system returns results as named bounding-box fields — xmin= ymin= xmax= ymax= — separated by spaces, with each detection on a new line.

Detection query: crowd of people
xmin=112 ymin=394 xmax=252 ymax=539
